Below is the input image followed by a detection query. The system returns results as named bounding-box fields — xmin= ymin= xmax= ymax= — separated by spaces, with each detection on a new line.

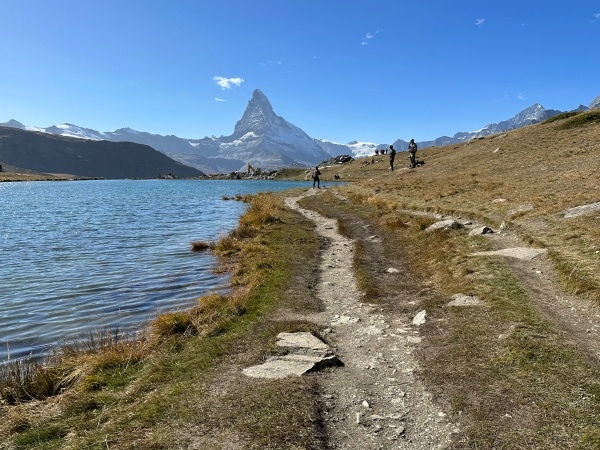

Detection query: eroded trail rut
xmin=285 ymin=191 xmax=454 ymax=450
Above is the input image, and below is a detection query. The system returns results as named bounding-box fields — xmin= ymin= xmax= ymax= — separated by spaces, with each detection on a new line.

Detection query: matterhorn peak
xmin=250 ymin=89 xmax=272 ymax=109
xmin=233 ymin=89 xmax=277 ymax=137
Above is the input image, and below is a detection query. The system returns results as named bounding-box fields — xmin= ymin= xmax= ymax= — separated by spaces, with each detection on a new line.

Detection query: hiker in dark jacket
xmin=389 ymin=145 xmax=396 ymax=171
xmin=408 ymin=139 xmax=418 ymax=168
xmin=312 ymin=166 xmax=322 ymax=188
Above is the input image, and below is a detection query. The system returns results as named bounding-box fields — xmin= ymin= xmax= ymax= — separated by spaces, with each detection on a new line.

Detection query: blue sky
xmin=1 ymin=1 xmax=598 ymax=144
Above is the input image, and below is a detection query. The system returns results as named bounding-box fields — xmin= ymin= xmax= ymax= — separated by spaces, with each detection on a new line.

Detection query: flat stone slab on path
xmin=470 ymin=247 xmax=547 ymax=260
xmin=243 ymin=332 xmax=342 ymax=379
xmin=243 ymin=354 xmax=341 ymax=379
xmin=276 ymin=331 xmax=331 ymax=354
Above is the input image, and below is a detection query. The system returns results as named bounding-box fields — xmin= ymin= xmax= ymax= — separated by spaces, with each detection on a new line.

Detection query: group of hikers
xmin=388 ymin=139 xmax=418 ymax=172
xmin=309 ymin=138 xmax=419 ymax=187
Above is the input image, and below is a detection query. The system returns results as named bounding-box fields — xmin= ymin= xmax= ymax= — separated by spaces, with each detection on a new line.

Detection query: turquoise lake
xmin=0 ymin=179 xmax=307 ymax=361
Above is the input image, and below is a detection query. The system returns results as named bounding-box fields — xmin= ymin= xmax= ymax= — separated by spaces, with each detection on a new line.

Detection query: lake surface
xmin=0 ymin=179 xmax=307 ymax=362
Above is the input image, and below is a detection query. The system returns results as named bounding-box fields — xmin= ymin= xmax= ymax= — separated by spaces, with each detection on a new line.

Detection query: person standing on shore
xmin=311 ymin=166 xmax=322 ymax=188
xmin=408 ymin=139 xmax=418 ymax=168
xmin=389 ymin=145 xmax=396 ymax=171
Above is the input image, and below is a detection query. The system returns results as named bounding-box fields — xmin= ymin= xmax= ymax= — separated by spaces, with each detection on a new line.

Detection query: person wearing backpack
xmin=408 ymin=139 xmax=418 ymax=168
xmin=311 ymin=166 xmax=322 ymax=188
xmin=389 ymin=145 xmax=396 ymax=171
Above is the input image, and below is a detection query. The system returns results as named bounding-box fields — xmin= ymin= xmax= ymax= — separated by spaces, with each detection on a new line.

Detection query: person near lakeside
xmin=311 ymin=166 xmax=322 ymax=188
xmin=389 ymin=145 xmax=396 ymax=171
xmin=408 ymin=139 xmax=418 ymax=168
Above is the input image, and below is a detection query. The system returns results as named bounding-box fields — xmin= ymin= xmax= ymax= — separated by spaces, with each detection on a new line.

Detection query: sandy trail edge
xmin=285 ymin=190 xmax=454 ymax=450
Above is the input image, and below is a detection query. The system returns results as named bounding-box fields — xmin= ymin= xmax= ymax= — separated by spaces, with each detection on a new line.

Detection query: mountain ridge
xmin=0 ymin=127 xmax=204 ymax=179
xmin=2 ymin=91 xmax=599 ymax=169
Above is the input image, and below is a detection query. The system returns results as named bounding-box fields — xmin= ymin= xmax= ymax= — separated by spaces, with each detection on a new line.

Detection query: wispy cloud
xmin=360 ymin=30 xmax=382 ymax=46
xmin=517 ymin=93 xmax=527 ymax=100
xmin=213 ymin=76 xmax=244 ymax=90
xmin=214 ymin=98 xmax=226 ymax=102
xmin=594 ymin=12 xmax=600 ymax=21
xmin=260 ymin=60 xmax=282 ymax=67
xmin=475 ymin=18 xmax=485 ymax=27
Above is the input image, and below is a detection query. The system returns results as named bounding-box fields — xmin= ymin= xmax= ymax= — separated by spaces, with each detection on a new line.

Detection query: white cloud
xmin=213 ymin=76 xmax=244 ymax=90
xmin=261 ymin=60 xmax=282 ymax=67
xmin=360 ymin=30 xmax=382 ymax=46
xmin=475 ymin=18 xmax=485 ymax=27
xmin=594 ymin=12 xmax=600 ymax=20
xmin=517 ymin=93 xmax=527 ymax=100
xmin=215 ymin=98 xmax=226 ymax=102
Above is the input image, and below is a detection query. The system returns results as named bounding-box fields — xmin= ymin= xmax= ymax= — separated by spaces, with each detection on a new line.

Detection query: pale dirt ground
xmin=285 ymin=190 xmax=455 ymax=450
xmin=284 ymin=187 xmax=600 ymax=449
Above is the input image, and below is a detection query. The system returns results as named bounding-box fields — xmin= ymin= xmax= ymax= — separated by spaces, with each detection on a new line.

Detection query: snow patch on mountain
xmin=314 ymin=138 xmax=380 ymax=158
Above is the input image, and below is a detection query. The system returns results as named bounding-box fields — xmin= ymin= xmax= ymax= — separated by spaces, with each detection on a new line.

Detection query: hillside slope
xmin=324 ymin=108 xmax=600 ymax=305
xmin=0 ymin=127 xmax=204 ymax=179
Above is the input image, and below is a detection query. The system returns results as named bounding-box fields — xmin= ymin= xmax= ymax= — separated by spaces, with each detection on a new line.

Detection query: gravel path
xmin=285 ymin=190 xmax=455 ymax=450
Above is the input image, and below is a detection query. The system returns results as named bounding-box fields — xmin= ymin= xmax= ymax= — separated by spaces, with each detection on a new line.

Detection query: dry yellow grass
xmin=321 ymin=110 xmax=600 ymax=301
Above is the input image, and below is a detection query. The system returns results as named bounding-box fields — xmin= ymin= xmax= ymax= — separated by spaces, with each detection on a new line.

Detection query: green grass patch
xmin=557 ymin=109 xmax=600 ymax=129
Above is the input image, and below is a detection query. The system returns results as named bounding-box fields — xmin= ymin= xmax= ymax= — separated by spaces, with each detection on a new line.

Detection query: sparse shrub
xmin=412 ymin=215 xmax=435 ymax=231
xmin=191 ymin=240 xmax=213 ymax=252
xmin=233 ymin=193 xmax=252 ymax=202
xmin=239 ymin=193 xmax=283 ymax=228
xmin=365 ymin=195 xmax=389 ymax=210
xmin=383 ymin=216 xmax=409 ymax=231
xmin=214 ymin=233 xmax=241 ymax=255
xmin=190 ymin=293 xmax=247 ymax=335
xmin=231 ymin=225 xmax=259 ymax=240
xmin=0 ymin=358 xmax=64 ymax=403
xmin=151 ymin=312 xmax=196 ymax=338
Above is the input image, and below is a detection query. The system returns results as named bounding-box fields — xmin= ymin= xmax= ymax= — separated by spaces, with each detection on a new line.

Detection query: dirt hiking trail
xmin=285 ymin=190 xmax=455 ymax=449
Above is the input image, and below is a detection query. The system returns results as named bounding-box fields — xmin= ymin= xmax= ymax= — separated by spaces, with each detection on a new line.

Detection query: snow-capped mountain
xmin=314 ymin=103 xmax=565 ymax=155
xmin=0 ymin=90 xmax=331 ymax=173
xmin=388 ymin=103 xmax=563 ymax=151
xmin=218 ymin=89 xmax=331 ymax=169
xmin=2 ymin=92 xmax=598 ymax=170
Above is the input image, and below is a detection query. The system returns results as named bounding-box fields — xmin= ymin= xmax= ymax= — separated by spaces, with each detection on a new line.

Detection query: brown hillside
xmin=322 ymin=109 xmax=600 ymax=301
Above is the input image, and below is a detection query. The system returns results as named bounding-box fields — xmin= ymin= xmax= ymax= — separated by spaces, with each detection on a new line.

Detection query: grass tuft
xmin=190 ymin=240 xmax=214 ymax=252
xmin=151 ymin=311 xmax=196 ymax=338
